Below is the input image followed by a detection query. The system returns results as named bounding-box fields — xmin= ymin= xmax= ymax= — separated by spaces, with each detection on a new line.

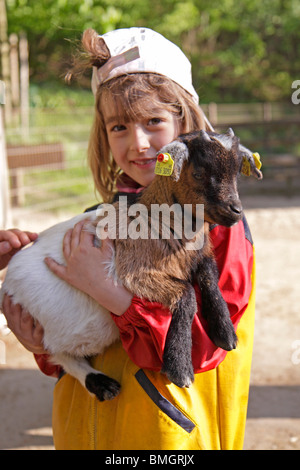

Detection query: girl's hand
xmin=0 ymin=229 xmax=38 ymax=270
xmin=2 ymin=294 xmax=48 ymax=354
xmin=44 ymin=219 xmax=133 ymax=316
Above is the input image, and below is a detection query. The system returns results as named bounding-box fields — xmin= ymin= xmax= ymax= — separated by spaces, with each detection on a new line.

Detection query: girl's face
xmin=102 ymin=97 xmax=181 ymax=187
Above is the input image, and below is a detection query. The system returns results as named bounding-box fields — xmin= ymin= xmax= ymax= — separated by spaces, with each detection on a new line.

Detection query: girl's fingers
xmin=44 ymin=257 xmax=67 ymax=281
xmin=20 ymin=309 xmax=36 ymax=338
xmin=7 ymin=229 xmax=37 ymax=247
xmin=0 ymin=229 xmax=38 ymax=254
xmin=2 ymin=295 xmax=15 ymax=327
xmin=2 ymin=294 xmax=47 ymax=354
xmin=32 ymin=319 xmax=45 ymax=343
xmin=62 ymin=229 xmax=72 ymax=259
xmin=3 ymin=295 xmax=30 ymax=336
xmin=70 ymin=219 xmax=94 ymax=252
xmin=14 ymin=229 xmax=38 ymax=246
xmin=0 ymin=231 xmax=21 ymax=250
xmin=80 ymin=222 xmax=95 ymax=246
xmin=70 ymin=220 xmax=86 ymax=252
xmin=0 ymin=241 xmax=12 ymax=255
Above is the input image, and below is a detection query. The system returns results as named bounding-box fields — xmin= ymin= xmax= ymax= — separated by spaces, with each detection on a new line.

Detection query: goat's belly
xmin=0 ymin=211 xmax=119 ymax=358
xmin=41 ymin=299 xmax=119 ymax=357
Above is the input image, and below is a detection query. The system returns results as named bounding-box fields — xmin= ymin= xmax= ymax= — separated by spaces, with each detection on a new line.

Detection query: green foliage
xmin=5 ymin=0 xmax=300 ymax=102
xmin=29 ymin=82 xmax=94 ymax=108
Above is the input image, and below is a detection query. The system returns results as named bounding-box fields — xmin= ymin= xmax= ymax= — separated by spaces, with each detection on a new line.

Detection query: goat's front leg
xmin=195 ymin=254 xmax=238 ymax=351
xmin=162 ymin=283 xmax=197 ymax=388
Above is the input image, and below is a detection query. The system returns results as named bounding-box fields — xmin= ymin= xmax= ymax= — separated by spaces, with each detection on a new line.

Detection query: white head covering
xmin=91 ymin=27 xmax=199 ymax=103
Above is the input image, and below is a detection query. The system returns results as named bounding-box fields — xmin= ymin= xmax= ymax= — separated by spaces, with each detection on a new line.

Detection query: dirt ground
xmin=0 ymin=194 xmax=299 ymax=450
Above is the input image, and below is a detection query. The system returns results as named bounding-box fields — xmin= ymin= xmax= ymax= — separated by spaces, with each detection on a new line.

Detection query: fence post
xmin=263 ymin=102 xmax=272 ymax=121
xmin=19 ymin=33 xmax=29 ymax=139
xmin=0 ymin=105 xmax=11 ymax=228
xmin=208 ymin=102 xmax=218 ymax=126
xmin=0 ymin=0 xmax=12 ymax=124
xmin=9 ymin=33 xmax=20 ymax=108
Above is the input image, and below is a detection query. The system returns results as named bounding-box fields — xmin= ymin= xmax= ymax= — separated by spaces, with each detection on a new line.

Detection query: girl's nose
xmin=129 ymin=125 xmax=150 ymax=152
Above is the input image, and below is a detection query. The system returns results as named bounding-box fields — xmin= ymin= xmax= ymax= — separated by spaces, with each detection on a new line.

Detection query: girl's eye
xmin=111 ymin=124 xmax=126 ymax=132
xmin=148 ymin=118 xmax=163 ymax=126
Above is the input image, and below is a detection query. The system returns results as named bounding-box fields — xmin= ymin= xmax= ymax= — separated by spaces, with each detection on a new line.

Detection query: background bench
xmin=6 ymin=142 xmax=65 ymax=206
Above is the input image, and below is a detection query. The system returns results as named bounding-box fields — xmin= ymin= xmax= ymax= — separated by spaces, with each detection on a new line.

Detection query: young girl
xmin=1 ymin=27 xmax=256 ymax=450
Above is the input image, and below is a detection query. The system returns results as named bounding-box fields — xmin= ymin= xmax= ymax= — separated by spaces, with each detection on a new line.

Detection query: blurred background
xmin=0 ymin=0 xmax=300 ymax=450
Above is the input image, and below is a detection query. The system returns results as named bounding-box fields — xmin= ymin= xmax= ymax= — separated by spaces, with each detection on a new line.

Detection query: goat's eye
xmin=192 ymin=172 xmax=203 ymax=181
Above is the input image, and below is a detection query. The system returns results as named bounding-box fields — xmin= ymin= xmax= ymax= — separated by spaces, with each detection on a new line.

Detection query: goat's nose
xmin=230 ymin=203 xmax=243 ymax=215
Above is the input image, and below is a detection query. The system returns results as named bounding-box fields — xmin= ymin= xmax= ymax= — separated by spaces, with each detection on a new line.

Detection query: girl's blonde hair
xmin=69 ymin=29 xmax=209 ymax=202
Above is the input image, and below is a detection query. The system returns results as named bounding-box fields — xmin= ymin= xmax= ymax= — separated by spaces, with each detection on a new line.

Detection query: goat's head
xmin=158 ymin=128 xmax=262 ymax=227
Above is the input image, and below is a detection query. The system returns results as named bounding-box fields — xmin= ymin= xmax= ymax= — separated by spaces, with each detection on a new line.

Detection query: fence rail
xmin=4 ymin=102 xmax=300 ymax=229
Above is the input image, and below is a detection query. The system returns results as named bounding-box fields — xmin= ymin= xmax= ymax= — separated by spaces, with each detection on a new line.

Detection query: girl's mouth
xmin=131 ymin=158 xmax=157 ymax=168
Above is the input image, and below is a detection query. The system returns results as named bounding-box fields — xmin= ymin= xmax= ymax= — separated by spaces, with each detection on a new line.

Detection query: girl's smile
xmin=130 ymin=157 xmax=157 ymax=168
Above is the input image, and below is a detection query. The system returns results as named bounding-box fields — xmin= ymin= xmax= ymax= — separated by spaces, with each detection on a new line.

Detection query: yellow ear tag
xmin=253 ymin=152 xmax=262 ymax=170
xmin=155 ymin=153 xmax=174 ymax=176
xmin=242 ymin=152 xmax=262 ymax=176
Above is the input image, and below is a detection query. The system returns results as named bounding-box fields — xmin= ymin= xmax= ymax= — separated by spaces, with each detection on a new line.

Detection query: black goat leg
xmin=195 ymin=254 xmax=238 ymax=351
xmin=162 ymin=283 xmax=197 ymax=388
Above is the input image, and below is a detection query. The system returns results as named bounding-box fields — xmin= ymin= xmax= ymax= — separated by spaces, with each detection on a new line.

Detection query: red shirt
xmin=35 ymin=181 xmax=253 ymax=377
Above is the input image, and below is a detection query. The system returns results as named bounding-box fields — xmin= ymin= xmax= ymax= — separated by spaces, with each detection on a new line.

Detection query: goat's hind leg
xmin=52 ymin=353 xmax=120 ymax=401
xmin=195 ymin=255 xmax=237 ymax=351
xmin=162 ymin=283 xmax=197 ymax=388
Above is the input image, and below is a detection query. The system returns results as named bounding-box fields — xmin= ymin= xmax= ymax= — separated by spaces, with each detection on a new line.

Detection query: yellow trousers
xmin=52 ymin=258 xmax=256 ymax=450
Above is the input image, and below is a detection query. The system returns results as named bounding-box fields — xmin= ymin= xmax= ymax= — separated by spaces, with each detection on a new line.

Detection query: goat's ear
xmin=231 ymin=135 xmax=240 ymax=154
xmin=226 ymin=127 xmax=235 ymax=137
xmin=199 ymin=129 xmax=211 ymax=142
xmin=239 ymin=144 xmax=263 ymax=179
xmin=158 ymin=140 xmax=189 ymax=181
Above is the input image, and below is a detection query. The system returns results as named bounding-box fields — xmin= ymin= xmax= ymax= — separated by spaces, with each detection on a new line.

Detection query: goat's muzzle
xmin=229 ymin=202 xmax=243 ymax=215
xmin=206 ymin=200 xmax=243 ymax=227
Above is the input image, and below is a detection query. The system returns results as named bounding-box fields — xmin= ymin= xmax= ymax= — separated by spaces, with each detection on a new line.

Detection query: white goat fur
xmin=0 ymin=211 xmax=120 ymax=390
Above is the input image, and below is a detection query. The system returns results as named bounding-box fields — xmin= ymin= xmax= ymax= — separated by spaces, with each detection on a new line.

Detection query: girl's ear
xmin=158 ymin=141 xmax=189 ymax=181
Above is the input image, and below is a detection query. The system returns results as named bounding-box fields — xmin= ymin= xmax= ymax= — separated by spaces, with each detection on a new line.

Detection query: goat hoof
xmin=162 ymin=364 xmax=194 ymax=388
xmin=167 ymin=371 xmax=194 ymax=388
xmin=85 ymin=373 xmax=121 ymax=401
xmin=210 ymin=323 xmax=238 ymax=351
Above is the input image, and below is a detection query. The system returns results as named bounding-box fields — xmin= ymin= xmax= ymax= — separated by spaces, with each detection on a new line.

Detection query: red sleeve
xmin=34 ymin=354 xmax=62 ymax=378
xmin=112 ymin=218 xmax=254 ymax=373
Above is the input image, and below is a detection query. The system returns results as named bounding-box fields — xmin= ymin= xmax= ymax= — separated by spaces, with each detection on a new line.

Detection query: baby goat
xmin=0 ymin=129 xmax=262 ymax=401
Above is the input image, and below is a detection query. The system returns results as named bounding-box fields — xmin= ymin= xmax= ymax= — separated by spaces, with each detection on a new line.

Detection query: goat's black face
xmin=182 ymin=130 xmax=244 ymax=227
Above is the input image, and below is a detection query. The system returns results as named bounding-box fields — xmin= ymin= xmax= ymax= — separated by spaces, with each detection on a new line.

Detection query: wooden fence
xmin=203 ymin=103 xmax=300 ymax=196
